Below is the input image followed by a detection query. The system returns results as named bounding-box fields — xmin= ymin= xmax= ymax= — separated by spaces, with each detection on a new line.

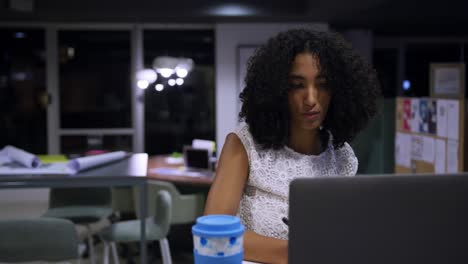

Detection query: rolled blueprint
xmin=67 ymin=151 xmax=127 ymax=172
xmin=3 ymin=145 xmax=41 ymax=168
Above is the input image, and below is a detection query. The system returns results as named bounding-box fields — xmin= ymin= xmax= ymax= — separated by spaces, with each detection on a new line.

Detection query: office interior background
xmin=0 ymin=0 xmax=467 ymax=261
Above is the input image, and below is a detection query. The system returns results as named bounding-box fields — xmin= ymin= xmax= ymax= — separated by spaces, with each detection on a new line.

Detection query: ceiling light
xmin=136 ymin=69 xmax=157 ymax=83
xmin=175 ymin=58 xmax=194 ymax=78
xmin=168 ymin=79 xmax=176 ymax=86
xmin=137 ymin=80 xmax=149 ymax=89
xmin=176 ymin=68 xmax=188 ymax=78
xmin=155 ymin=84 xmax=164 ymax=92
xmin=157 ymin=68 xmax=174 ymax=78
xmin=207 ymin=4 xmax=257 ymax=16
xmin=176 ymin=78 xmax=184 ymax=86
xmin=153 ymin=56 xmax=179 ymax=78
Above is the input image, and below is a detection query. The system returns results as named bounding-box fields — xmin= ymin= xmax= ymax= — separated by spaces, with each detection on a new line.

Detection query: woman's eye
xmin=316 ymin=78 xmax=328 ymax=88
xmin=316 ymin=81 xmax=328 ymax=89
xmin=289 ymin=83 xmax=304 ymax=89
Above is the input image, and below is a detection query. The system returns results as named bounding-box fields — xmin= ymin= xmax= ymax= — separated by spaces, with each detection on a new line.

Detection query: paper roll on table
xmin=0 ymin=147 xmax=128 ymax=175
xmin=2 ymin=145 xmax=41 ymax=168
xmin=68 ymin=151 xmax=127 ymax=173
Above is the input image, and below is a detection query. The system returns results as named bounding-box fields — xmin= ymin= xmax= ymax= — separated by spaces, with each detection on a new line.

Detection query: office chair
xmin=43 ymin=187 xmax=113 ymax=264
xmin=134 ymin=180 xmax=205 ymax=225
xmin=100 ymin=190 xmax=173 ymax=264
xmin=0 ymin=217 xmax=80 ymax=262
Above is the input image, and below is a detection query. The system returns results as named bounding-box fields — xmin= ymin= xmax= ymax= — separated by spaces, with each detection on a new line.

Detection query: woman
xmin=204 ymin=29 xmax=380 ymax=263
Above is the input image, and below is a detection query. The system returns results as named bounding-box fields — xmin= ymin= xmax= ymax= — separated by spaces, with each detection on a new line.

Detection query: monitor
xmin=183 ymin=146 xmax=210 ymax=171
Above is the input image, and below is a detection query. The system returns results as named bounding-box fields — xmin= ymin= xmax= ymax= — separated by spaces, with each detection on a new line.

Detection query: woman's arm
xmin=204 ymin=133 xmax=288 ymax=264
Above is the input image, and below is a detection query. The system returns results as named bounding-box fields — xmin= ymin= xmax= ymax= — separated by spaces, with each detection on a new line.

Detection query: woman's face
xmin=288 ymin=52 xmax=331 ymax=132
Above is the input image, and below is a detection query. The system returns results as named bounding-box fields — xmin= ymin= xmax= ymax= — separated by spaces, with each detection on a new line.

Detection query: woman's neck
xmin=288 ymin=127 xmax=322 ymax=155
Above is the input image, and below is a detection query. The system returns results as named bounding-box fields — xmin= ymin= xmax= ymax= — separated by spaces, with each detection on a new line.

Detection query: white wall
xmin=215 ymin=23 xmax=329 ymax=155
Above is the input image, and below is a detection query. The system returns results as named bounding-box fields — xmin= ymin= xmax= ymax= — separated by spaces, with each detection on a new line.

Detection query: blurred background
xmin=1 ymin=0 xmax=467 ymax=173
xmin=1 ymin=0 xmax=468 ymax=263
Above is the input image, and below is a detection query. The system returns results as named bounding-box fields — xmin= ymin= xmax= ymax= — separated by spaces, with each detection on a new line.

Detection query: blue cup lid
xmin=192 ymin=215 xmax=245 ymax=237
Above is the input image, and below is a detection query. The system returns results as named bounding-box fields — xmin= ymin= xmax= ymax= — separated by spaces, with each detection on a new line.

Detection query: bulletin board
xmin=395 ymin=63 xmax=466 ymax=174
xmin=395 ymin=97 xmax=465 ymax=173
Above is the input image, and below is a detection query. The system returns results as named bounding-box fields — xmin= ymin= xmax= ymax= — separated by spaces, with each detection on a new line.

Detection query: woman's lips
xmin=302 ymin=111 xmax=320 ymax=120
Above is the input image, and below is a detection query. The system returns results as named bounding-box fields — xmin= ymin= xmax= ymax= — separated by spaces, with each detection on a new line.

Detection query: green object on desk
xmin=170 ymin=152 xmax=182 ymax=158
xmin=37 ymin=155 xmax=69 ymax=163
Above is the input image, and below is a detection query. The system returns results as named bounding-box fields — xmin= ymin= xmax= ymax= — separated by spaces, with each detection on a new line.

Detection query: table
xmin=0 ymin=153 xmax=149 ymax=264
xmin=146 ymin=155 xmax=214 ymax=186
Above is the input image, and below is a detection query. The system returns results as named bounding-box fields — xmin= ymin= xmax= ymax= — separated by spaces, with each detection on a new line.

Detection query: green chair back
xmin=100 ymin=190 xmax=173 ymax=242
xmin=0 ymin=217 xmax=79 ymax=262
xmin=134 ymin=180 xmax=205 ymax=224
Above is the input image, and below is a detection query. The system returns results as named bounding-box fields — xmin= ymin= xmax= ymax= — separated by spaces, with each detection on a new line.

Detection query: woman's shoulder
xmin=233 ymin=122 xmax=255 ymax=148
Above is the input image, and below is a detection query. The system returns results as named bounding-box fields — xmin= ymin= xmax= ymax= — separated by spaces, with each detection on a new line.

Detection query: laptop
xmin=289 ymin=174 xmax=468 ymax=264
xmin=183 ymin=146 xmax=213 ymax=177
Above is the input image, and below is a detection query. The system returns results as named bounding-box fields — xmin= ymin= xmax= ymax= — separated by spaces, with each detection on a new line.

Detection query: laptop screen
xmin=184 ymin=147 xmax=210 ymax=170
xmin=289 ymin=174 xmax=468 ymax=264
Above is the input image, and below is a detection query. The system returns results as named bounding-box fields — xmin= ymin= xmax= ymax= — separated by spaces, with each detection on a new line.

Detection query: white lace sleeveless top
xmin=234 ymin=123 xmax=358 ymax=240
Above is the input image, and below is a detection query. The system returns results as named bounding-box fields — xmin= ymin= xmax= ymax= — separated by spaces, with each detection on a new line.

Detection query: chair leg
xmin=103 ymin=242 xmax=110 ymax=264
xmin=159 ymin=238 xmax=172 ymax=264
xmin=87 ymin=233 xmax=96 ymax=264
xmin=110 ymin=242 xmax=120 ymax=264
xmin=76 ymin=242 xmax=85 ymax=264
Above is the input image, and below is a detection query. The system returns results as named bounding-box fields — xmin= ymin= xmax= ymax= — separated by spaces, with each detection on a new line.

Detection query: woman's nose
xmin=303 ymin=85 xmax=318 ymax=106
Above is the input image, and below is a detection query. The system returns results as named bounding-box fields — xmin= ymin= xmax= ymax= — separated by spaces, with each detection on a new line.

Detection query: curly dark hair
xmin=239 ymin=28 xmax=381 ymax=150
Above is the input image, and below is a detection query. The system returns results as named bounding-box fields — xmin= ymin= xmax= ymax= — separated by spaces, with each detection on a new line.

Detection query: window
xmin=0 ymin=29 xmax=47 ymax=153
xmin=58 ymin=30 xmax=132 ymax=128
xmin=143 ymin=30 xmax=215 ymax=155
xmin=61 ymin=135 xmax=132 ymax=155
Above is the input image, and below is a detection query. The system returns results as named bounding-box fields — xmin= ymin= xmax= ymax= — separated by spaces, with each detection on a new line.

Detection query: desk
xmin=147 ymin=155 xmax=213 ymax=186
xmin=0 ymin=153 xmax=149 ymax=264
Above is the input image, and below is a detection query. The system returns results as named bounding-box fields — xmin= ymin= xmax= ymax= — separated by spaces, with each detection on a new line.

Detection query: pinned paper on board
xmin=411 ymin=135 xmax=423 ymax=161
xmin=410 ymin=99 xmax=420 ymax=133
xmin=446 ymin=140 xmax=459 ymax=173
xmin=421 ymin=136 xmax=435 ymax=163
xmin=395 ymin=132 xmax=411 ymax=168
xmin=403 ymin=98 xmax=412 ymax=131
xmin=436 ymin=99 xmax=448 ymax=138
xmin=408 ymin=135 xmax=435 ymax=164
xmin=435 ymin=139 xmax=446 ymax=173
xmin=446 ymin=100 xmax=459 ymax=140
xmin=419 ymin=99 xmax=429 ymax=133
xmin=428 ymin=99 xmax=437 ymax=134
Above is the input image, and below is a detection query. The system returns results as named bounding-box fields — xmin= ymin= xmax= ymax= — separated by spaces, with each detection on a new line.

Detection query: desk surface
xmin=146 ymin=155 xmax=213 ymax=186
xmin=0 ymin=153 xmax=148 ymax=188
